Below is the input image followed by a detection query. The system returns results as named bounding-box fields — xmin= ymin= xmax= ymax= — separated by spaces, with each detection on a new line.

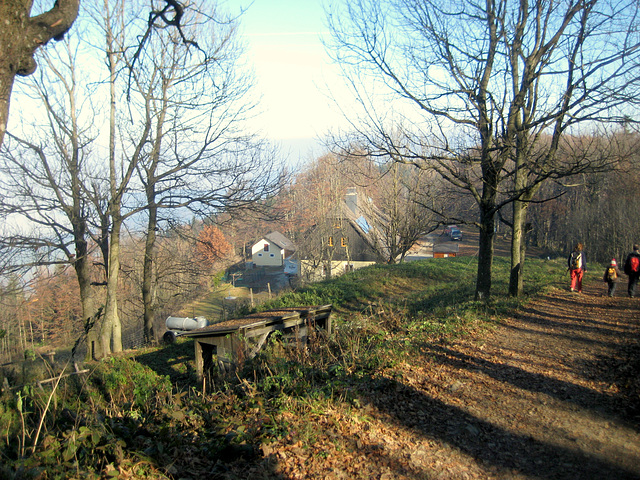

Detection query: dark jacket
xmin=568 ymin=250 xmax=587 ymax=271
xmin=624 ymin=251 xmax=640 ymax=276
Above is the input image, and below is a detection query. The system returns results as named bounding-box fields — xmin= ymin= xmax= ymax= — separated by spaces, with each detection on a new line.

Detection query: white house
xmin=250 ymin=231 xmax=296 ymax=267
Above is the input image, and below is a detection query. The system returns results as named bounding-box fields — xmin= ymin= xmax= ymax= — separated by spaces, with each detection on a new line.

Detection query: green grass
xmin=0 ymin=256 xmax=567 ymax=479
xmin=264 ymin=256 xmax=564 ymax=324
xmin=178 ymin=283 xmax=278 ymax=321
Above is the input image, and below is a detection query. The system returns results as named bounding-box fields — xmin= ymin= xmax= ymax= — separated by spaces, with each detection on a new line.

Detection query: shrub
xmin=91 ymin=357 xmax=172 ymax=412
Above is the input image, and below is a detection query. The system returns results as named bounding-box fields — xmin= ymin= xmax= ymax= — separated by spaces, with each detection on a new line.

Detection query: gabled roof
xmin=261 ymin=231 xmax=296 ymax=252
xmin=339 ymin=200 xmax=387 ymax=260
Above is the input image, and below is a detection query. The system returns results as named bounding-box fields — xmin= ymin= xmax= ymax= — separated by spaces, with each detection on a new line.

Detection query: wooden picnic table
xmin=181 ymin=305 xmax=332 ymax=379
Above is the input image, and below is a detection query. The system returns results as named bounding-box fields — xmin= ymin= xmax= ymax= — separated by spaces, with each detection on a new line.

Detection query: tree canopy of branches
xmin=365 ymin=161 xmax=440 ymax=263
xmin=0 ymin=0 xmax=209 ymax=148
xmin=525 ymin=137 xmax=640 ymax=263
xmin=327 ymin=0 xmax=640 ymax=299
xmin=0 ymin=0 xmax=79 ymax=147
xmin=1 ymin=0 xmax=284 ymax=356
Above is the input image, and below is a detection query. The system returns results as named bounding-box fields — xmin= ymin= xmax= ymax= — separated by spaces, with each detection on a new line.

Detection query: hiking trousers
xmin=570 ymin=268 xmax=584 ymax=293
xmin=629 ymin=273 xmax=640 ymax=298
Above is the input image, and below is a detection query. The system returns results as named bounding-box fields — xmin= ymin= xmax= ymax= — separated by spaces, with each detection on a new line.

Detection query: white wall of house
xmin=251 ymin=239 xmax=284 ymax=266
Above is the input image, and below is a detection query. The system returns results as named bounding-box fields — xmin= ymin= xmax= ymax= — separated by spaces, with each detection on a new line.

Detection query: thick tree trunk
xmin=72 ymin=225 xmax=100 ymax=327
xmin=476 ymin=208 xmax=495 ymax=300
xmin=141 ymin=78 xmax=168 ymax=344
xmin=509 ymin=135 xmax=541 ymax=296
xmin=509 ymin=198 xmax=527 ymax=296
xmin=0 ymin=0 xmax=79 ymax=146
xmin=475 ymin=144 xmax=500 ymax=300
xmin=103 ymin=219 xmax=123 ymax=355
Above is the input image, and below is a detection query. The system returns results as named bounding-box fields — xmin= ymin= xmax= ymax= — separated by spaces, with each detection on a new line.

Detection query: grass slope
xmin=0 ymin=257 xmax=568 ymax=479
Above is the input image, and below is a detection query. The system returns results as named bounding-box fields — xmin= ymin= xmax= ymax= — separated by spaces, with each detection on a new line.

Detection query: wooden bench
xmin=181 ymin=305 xmax=332 ymax=379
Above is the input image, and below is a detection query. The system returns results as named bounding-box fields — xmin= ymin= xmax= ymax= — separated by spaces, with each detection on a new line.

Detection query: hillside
xmin=265 ymin=282 xmax=640 ymax=479
xmin=225 ymin=269 xmax=640 ymax=479
xmin=1 ymin=258 xmax=639 ymax=479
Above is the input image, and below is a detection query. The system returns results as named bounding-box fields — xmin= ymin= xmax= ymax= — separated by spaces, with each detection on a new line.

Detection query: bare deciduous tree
xmin=123 ymin=3 xmax=284 ymax=343
xmin=0 ymin=37 xmax=102 ymax=340
xmin=364 ymin=161 xmax=439 ymax=263
xmin=327 ymin=0 xmax=640 ymax=299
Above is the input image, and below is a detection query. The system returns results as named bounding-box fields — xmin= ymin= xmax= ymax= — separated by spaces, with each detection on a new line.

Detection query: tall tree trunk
xmin=509 ymin=198 xmax=526 ymax=296
xmin=142 ymin=202 xmax=158 ymax=343
xmin=476 ymin=207 xmax=495 ymax=300
xmin=99 ymin=5 xmax=123 ymax=356
xmin=475 ymin=137 xmax=500 ymax=300
xmin=72 ymin=214 xmax=101 ymax=360
xmin=509 ymin=184 xmax=541 ymax=296
xmin=140 ymin=76 xmax=168 ymax=344
xmin=101 ymin=218 xmax=123 ymax=355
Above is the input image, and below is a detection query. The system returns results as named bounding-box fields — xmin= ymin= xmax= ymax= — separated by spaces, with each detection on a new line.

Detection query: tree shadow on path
xmin=357 ymin=287 xmax=640 ymax=479
xmin=362 ymin=375 xmax=640 ymax=479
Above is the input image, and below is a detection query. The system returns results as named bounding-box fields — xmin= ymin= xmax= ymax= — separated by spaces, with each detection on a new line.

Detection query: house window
xmin=328 ymin=236 xmax=334 ymax=247
xmin=257 ymin=253 xmax=263 ymax=257
xmin=341 ymin=237 xmax=347 ymax=247
xmin=264 ymin=243 xmax=269 ymax=252
xmin=270 ymin=253 xmax=275 ymax=257
xmin=333 ymin=220 xmax=342 ymax=229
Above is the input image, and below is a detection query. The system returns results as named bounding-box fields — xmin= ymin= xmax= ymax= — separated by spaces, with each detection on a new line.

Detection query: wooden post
xmin=250 ymin=288 xmax=254 ymax=308
xmin=195 ymin=340 xmax=204 ymax=380
xmin=268 ymin=283 xmax=272 ymax=299
xmin=222 ymin=297 xmax=226 ymax=321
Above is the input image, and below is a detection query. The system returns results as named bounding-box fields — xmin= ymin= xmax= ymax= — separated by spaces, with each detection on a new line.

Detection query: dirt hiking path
xmin=268 ymin=282 xmax=640 ymax=479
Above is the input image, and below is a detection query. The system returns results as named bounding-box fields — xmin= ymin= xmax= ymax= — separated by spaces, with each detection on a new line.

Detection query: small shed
xmin=181 ymin=305 xmax=332 ymax=380
xmin=433 ymin=243 xmax=459 ymax=258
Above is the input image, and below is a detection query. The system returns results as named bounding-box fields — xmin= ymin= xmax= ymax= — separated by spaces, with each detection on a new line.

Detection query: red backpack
xmin=631 ymin=256 xmax=640 ymax=273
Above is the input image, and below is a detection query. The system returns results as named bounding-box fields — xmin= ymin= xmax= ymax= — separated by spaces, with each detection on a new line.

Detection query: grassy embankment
xmin=0 ymin=256 xmax=568 ymax=479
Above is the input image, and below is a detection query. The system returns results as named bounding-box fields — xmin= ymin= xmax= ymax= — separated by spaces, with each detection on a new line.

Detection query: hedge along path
xmin=266 ymin=282 xmax=640 ymax=480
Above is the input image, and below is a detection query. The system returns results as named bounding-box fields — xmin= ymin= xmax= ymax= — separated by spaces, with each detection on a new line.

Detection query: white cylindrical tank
xmin=165 ymin=316 xmax=208 ymax=331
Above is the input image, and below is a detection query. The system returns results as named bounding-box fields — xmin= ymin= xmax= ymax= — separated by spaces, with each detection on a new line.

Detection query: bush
xmin=91 ymin=357 xmax=172 ymax=412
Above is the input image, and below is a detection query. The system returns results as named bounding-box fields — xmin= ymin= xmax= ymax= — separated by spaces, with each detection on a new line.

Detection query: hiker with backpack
xmin=623 ymin=244 xmax=640 ymax=298
xmin=602 ymin=259 xmax=622 ymax=297
xmin=568 ymin=243 xmax=587 ymax=293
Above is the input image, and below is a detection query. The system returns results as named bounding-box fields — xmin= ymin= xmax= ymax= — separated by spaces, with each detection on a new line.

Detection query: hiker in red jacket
xmin=568 ymin=243 xmax=587 ymax=293
xmin=623 ymin=244 xmax=640 ymax=298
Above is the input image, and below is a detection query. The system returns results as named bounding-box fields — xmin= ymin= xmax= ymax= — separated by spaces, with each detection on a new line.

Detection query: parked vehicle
xmin=444 ymin=225 xmax=458 ymax=235
xmin=450 ymin=228 xmax=463 ymax=241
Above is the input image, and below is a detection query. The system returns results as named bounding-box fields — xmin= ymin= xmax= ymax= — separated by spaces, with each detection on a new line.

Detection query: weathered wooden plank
xmin=247 ymin=333 xmax=270 ymax=359
xmin=241 ymin=323 xmax=286 ymax=338
xmin=185 ymin=305 xmax=332 ymax=380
